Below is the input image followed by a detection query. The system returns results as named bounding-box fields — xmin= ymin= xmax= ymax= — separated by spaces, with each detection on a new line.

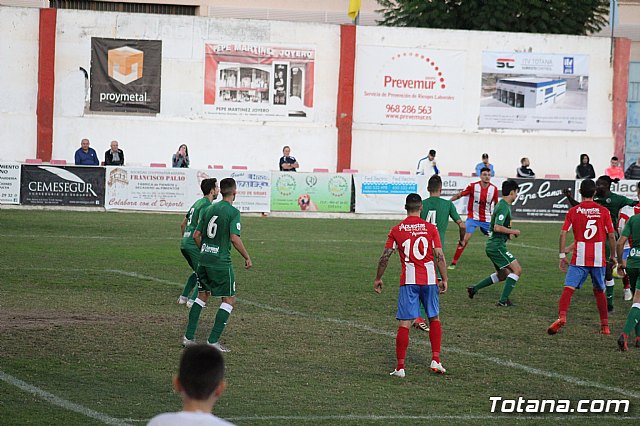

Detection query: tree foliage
xmin=376 ymin=0 xmax=610 ymax=35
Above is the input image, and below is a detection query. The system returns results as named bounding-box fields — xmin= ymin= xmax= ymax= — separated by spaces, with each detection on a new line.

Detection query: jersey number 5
xmin=206 ymin=216 xmax=219 ymax=238
xmin=401 ymin=237 xmax=430 ymax=262
xmin=584 ymin=219 xmax=597 ymax=240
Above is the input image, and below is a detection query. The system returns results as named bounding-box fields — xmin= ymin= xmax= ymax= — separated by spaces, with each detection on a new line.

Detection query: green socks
xmin=499 ymin=273 xmax=519 ymax=303
xmin=185 ymin=300 xmax=204 ymax=340
xmin=622 ymin=306 xmax=640 ymax=336
xmin=208 ymin=302 xmax=233 ymax=344
xmin=181 ymin=273 xmax=198 ymax=298
xmin=474 ymin=272 xmax=499 ymax=293
xmin=606 ymin=280 xmax=614 ymax=310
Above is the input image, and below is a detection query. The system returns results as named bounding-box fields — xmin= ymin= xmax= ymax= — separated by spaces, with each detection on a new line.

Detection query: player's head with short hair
xmin=479 ymin=167 xmax=491 ymax=182
xmin=176 ymin=344 xmax=225 ymax=402
xmin=404 ymin=193 xmax=422 ymax=213
xmin=502 ymin=179 xmax=519 ymax=197
xmin=595 ymin=175 xmax=619 ymax=197
xmin=200 ymin=178 xmax=217 ymax=196
xmin=220 ymin=178 xmax=236 ymax=197
xmin=579 ymin=179 xmax=596 ymax=198
xmin=427 ymin=174 xmax=442 ymax=193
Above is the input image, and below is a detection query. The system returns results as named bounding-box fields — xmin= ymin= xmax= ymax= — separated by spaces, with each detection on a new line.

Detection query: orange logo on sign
xmin=108 ymin=46 xmax=144 ymax=84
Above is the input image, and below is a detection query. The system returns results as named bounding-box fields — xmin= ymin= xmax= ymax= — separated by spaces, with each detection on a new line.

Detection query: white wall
xmin=0 ymin=7 xmax=39 ymax=162
xmin=352 ymin=26 xmax=615 ymax=179
xmin=51 ymin=10 xmax=340 ymax=170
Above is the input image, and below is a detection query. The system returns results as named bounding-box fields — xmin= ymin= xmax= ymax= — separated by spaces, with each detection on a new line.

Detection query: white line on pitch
xmin=225 ymin=414 xmax=639 ymax=422
xmin=0 ymin=371 xmax=130 ymax=426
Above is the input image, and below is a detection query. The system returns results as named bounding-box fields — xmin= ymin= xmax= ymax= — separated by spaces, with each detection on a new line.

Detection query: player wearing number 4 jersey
xmin=548 ymin=179 xmax=615 ymax=336
xmin=467 ymin=180 xmax=522 ymax=306
xmin=448 ymin=167 xmax=498 ymax=269
xmin=374 ymin=193 xmax=448 ymax=377
xmin=183 ymin=178 xmax=252 ymax=352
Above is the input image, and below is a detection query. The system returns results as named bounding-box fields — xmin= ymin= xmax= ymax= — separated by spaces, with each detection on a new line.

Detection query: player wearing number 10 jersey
xmin=374 ymin=193 xmax=448 ymax=377
xmin=183 ymin=178 xmax=252 ymax=352
xmin=548 ymin=179 xmax=615 ymax=336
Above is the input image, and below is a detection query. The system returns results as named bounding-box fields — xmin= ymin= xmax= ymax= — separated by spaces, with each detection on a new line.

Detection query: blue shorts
xmin=396 ymin=284 xmax=439 ymax=320
xmin=564 ymin=265 xmax=606 ymax=290
xmin=466 ymin=218 xmax=490 ymax=236
xmin=623 ymin=248 xmax=630 ymax=261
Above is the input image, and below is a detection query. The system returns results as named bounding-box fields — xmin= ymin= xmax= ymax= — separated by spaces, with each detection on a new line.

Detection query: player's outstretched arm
xmin=231 ymin=234 xmax=252 ymax=269
xmin=374 ymin=248 xmax=394 ymax=293
xmin=562 ymin=188 xmax=580 ymax=207
xmin=449 ymin=191 xmax=463 ymax=202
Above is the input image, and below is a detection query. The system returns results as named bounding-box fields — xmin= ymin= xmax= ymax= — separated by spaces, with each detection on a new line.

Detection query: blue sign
xmin=563 ymin=57 xmax=574 ymax=74
xmin=362 ymin=182 xmax=417 ymax=195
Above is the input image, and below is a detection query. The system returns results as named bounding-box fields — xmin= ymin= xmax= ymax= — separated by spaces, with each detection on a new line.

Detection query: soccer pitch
xmin=0 ymin=210 xmax=638 ymax=425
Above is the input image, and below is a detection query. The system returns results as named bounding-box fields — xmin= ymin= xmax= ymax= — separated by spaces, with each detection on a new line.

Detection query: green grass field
xmin=0 ymin=209 xmax=638 ymax=425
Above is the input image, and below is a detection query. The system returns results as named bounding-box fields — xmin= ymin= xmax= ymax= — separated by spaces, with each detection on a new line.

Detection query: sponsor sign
xmin=204 ymin=42 xmax=315 ymax=120
xmin=0 ymin=162 xmax=21 ymax=204
xmin=573 ymin=179 xmax=639 ymax=206
xmin=271 ymin=172 xmax=351 ymax=212
xmin=90 ymin=38 xmax=162 ymax=113
xmin=354 ymin=174 xmax=428 ymax=214
xmin=191 ymin=169 xmax=271 ymax=213
xmin=480 ymin=52 xmax=589 ymax=130
xmin=353 ymin=46 xmax=466 ymax=127
xmin=512 ymin=179 xmax=574 ymax=220
xmin=20 ymin=165 xmax=105 ymax=206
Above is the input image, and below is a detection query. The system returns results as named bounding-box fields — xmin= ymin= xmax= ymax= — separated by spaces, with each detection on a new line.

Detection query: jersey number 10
xmin=401 ymin=237 xmax=430 ymax=262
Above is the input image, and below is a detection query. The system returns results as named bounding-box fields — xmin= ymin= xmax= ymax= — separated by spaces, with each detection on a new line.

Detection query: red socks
xmin=396 ymin=326 xmax=409 ymax=370
xmin=451 ymin=244 xmax=466 ymax=265
xmin=593 ymin=288 xmax=609 ymax=326
xmin=429 ymin=319 xmax=442 ymax=363
xmin=623 ymin=274 xmax=631 ymax=290
xmin=558 ymin=287 xmax=575 ymax=320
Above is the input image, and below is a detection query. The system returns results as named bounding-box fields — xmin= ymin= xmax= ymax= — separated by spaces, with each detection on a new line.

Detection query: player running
xmin=412 ymin=174 xmax=465 ymax=332
xmin=374 ymin=193 xmax=448 ymax=377
xmin=616 ymin=213 xmax=640 ymax=350
xmin=616 ymin=185 xmax=640 ymax=301
xmin=177 ymin=178 xmax=219 ymax=307
xmin=183 ymin=178 xmax=252 ymax=352
xmin=448 ymin=167 xmax=498 ymax=269
xmin=548 ymin=179 xmax=615 ymax=336
xmin=467 ymin=180 xmax=522 ymax=306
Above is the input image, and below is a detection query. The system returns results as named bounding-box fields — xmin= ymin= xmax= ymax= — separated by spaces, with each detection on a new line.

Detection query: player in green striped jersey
xmin=177 ymin=178 xmax=219 ymax=307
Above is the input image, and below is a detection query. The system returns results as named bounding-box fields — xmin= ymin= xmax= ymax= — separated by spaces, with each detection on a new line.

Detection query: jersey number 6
xmin=206 ymin=215 xmax=219 ymax=238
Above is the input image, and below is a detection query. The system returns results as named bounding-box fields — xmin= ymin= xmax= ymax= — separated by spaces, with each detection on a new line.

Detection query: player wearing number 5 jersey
xmin=467 ymin=180 xmax=522 ymax=306
xmin=183 ymin=178 xmax=252 ymax=352
xmin=374 ymin=193 xmax=448 ymax=377
xmin=548 ymin=179 xmax=615 ymax=336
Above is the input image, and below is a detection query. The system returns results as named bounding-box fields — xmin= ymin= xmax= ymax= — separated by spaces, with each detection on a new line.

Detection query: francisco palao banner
xmin=271 ymin=172 xmax=352 ymax=212
xmin=0 ymin=162 xmax=21 ymax=204
xmin=190 ymin=169 xmax=271 ymax=213
xmin=480 ymin=51 xmax=589 ymax=130
xmin=353 ymin=45 xmax=466 ymax=126
xmin=204 ymin=42 xmax=315 ymax=121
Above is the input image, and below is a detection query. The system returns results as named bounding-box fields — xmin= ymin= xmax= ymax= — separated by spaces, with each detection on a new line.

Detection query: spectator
xmin=279 ymin=146 xmax=299 ymax=172
xmin=416 ymin=149 xmax=439 ymax=175
xmin=575 ymin=153 xmax=596 ymax=179
xmin=104 ymin=140 xmax=124 ymax=166
xmin=605 ymin=156 xmax=624 ymax=180
xmin=74 ymin=138 xmax=99 ymax=166
xmin=516 ymin=157 xmax=535 ymax=179
xmin=172 ymin=144 xmax=190 ymax=168
xmin=625 ymin=156 xmax=640 ymax=180
xmin=475 ymin=153 xmax=495 ymax=177
xmin=147 ymin=344 xmax=234 ymax=426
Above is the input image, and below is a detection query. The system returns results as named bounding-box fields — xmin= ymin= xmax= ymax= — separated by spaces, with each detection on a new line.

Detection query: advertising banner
xmin=512 ymin=178 xmax=573 ymax=220
xmin=353 ymin=45 xmax=466 ymax=127
xmin=480 ymin=52 xmax=589 ymax=130
xmin=90 ymin=38 xmax=162 ymax=113
xmin=20 ymin=165 xmax=105 ymax=206
xmin=191 ymin=169 xmax=271 ymax=213
xmin=573 ymin=179 xmax=638 ymax=203
xmin=204 ymin=42 xmax=315 ymax=121
xmin=271 ymin=172 xmax=351 ymax=212
xmin=354 ymin=174 xmax=428 ymax=214
xmin=0 ymin=163 xmax=21 ymax=204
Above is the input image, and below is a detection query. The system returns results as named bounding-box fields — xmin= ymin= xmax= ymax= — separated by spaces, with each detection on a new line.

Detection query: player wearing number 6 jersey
xmin=548 ymin=179 xmax=615 ymax=336
xmin=467 ymin=180 xmax=522 ymax=306
xmin=183 ymin=178 xmax=252 ymax=352
xmin=374 ymin=193 xmax=448 ymax=377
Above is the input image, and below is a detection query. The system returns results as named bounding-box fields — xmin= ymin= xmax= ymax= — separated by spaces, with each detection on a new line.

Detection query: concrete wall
xmin=352 ymin=26 xmax=615 ymax=179
xmin=0 ymin=7 xmax=39 ymax=162
xmin=51 ymin=10 xmax=340 ymax=170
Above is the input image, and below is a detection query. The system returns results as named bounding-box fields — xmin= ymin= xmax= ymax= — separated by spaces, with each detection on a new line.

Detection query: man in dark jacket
xmin=516 ymin=157 xmax=535 ymax=178
xmin=625 ymin=156 xmax=640 ymax=180
xmin=104 ymin=140 xmax=124 ymax=166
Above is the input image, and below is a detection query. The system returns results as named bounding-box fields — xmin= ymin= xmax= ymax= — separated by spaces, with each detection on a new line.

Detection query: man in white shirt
xmin=416 ymin=149 xmax=439 ymax=175
xmin=148 ymin=345 xmax=234 ymax=426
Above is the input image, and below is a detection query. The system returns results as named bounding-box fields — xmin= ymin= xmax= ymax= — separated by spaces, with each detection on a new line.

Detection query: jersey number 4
xmin=206 ymin=216 xmax=219 ymax=238
xmin=425 ymin=210 xmax=437 ymax=225
xmin=401 ymin=237 xmax=430 ymax=262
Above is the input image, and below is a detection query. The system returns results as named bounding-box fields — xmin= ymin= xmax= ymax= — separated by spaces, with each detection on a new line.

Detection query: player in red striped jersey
xmin=448 ymin=167 xmax=498 ymax=269
xmin=374 ymin=193 xmax=448 ymax=377
xmin=548 ymin=179 xmax=616 ymax=335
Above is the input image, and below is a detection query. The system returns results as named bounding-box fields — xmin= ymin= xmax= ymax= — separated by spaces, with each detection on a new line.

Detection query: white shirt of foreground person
xmin=147 ymin=410 xmax=235 ymax=426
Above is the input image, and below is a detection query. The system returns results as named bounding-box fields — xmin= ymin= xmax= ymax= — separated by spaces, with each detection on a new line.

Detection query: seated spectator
xmin=416 ymin=149 xmax=439 ymax=175
xmin=147 ymin=344 xmax=233 ymax=426
xmin=575 ymin=153 xmax=596 ymax=179
xmin=625 ymin=156 xmax=640 ymax=180
xmin=74 ymin=138 xmax=99 ymax=166
xmin=516 ymin=157 xmax=535 ymax=178
xmin=104 ymin=140 xmax=124 ymax=166
xmin=279 ymin=146 xmax=299 ymax=172
xmin=475 ymin=153 xmax=494 ymax=177
xmin=172 ymin=144 xmax=190 ymax=168
xmin=605 ymin=156 xmax=624 ymax=180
